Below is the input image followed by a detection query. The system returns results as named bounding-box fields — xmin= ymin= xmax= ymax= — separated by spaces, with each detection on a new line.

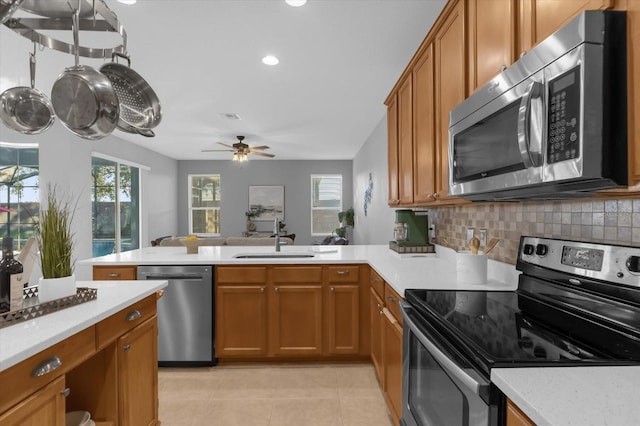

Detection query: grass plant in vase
xmin=36 ymin=187 xmax=77 ymax=302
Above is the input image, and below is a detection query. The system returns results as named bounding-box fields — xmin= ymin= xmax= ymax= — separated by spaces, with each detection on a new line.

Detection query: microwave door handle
xmin=517 ymin=81 xmax=544 ymax=167
xmin=400 ymin=302 xmax=487 ymax=396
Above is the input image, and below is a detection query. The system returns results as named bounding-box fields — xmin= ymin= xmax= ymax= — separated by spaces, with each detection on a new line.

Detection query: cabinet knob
xmin=61 ymin=388 xmax=71 ymax=397
xmin=379 ymin=310 xmax=384 ymax=315
xmin=32 ymin=356 xmax=62 ymax=377
xmin=432 ymin=192 xmax=440 ymax=199
xmin=330 ymin=287 xmax=335 ymax=292
xmin=107 ymin=273 xmax=120 ymax=277
xmin=377 ymin=303 xmax=383 ymax=309
xmin=260 ymin=287 xmax=265 ymax=293
xmin=275 ymin=287 xmax=279 ymax=293
xmin=123 ymin=344 xmax=131 ymax=351
xmin=126 ymin=309 xmax=142 ymax=322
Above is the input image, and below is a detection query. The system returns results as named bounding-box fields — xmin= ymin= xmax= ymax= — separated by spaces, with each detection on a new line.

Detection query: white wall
xmin=352 ymin=116 xmax=396 ymax=244
xmin=177 ymin=160 xmax=353 ymax=245
xmin=0 ymin=122 xmax=178 ymax=263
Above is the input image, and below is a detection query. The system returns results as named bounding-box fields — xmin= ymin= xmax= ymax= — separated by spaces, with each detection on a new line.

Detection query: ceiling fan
xmin=202 ymin=136 xmax=275 ymax=161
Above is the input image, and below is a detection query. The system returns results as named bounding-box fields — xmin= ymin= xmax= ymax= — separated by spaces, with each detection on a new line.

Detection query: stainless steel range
xmin=400 ymin=236 xmax=640 ymax=426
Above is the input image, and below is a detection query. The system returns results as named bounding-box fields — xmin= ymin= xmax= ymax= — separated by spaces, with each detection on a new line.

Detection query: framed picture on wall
xmin=248 ymin=185 xmax=285 ymax=221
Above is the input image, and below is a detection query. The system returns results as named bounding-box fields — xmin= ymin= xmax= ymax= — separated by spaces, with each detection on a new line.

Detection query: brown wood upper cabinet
xmin=387 ymin=75 xmax=414 ymax=206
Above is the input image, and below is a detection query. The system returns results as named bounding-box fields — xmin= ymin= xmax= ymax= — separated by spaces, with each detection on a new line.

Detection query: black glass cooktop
xmin=405 ymin=287 xmax=640 ymax=375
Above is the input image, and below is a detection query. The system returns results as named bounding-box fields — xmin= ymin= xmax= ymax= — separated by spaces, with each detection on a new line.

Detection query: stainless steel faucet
xmin=274 ymin=216 xmax=281 ymax=252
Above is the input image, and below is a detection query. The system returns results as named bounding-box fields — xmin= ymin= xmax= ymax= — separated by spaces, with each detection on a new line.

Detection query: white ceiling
xmin=0 ymin=0 xmax=446 ymax=160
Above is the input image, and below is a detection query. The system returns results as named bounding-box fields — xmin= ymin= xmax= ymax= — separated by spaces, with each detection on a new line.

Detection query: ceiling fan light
xmin=262 ymin=55 xmax=280 ymax=66
xmin=285 ymin=0 xmax=307 ymax=6
xmin=118 ymin=0 xmax=137 ymax=4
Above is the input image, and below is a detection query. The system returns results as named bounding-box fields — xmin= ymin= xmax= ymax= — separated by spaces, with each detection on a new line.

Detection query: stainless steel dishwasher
xmin=137 ymin=265 xmax=215 ymax=366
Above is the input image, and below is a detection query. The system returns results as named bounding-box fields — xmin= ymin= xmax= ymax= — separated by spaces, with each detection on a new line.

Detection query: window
xmin=189 ymin=175 xmax=221 ymax=235
xmin=91 ymin=156 xmax=140 ymax=257
xmin=311 ymin=174 xmax=342 ymax=235
xmin=0 ymin=144 xmax=39 ymax=250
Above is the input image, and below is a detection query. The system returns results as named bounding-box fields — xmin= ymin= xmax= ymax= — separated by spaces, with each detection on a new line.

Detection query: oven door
xmin=400 ymin=302 xmax=490 ymax=426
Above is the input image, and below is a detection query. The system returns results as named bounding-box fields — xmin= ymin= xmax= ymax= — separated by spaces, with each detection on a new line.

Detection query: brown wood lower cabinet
xmin=370 ymin=287 xmax=384 ymax=381
xmin=506 ymin=398 xmax=536 ymax=426
xmin=215 ymin=264 xmax=369 ymax=361
xmin=0 ymin=294 xmax=160 ymax=426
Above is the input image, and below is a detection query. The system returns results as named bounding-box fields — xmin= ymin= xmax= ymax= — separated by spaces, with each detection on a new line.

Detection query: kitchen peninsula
xmin=76 ymin=244 xmax=640 ymax=426
xmin=0 ymin=280 xmax=167 ymax=425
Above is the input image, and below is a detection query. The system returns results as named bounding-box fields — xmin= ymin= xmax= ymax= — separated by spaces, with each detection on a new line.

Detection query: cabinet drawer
xmin=0 ymin=327 xmax=95 ymax=414
xmin=93 ymin=265 xmax=137 ymax=280
xmin=216 ymin=266 xmax=267 ymax=284
xmin=369 ymin=268 xmax=385 ymax=297
xmin=96 ymin=295 xmax=157 ymax=350
xmin=326 ymin=265 xmax=360 ymax=283
xmin=384 ymin=283 xmax=404 ymax=326
xmin=272 ymin=266 xmax=323 ymax=283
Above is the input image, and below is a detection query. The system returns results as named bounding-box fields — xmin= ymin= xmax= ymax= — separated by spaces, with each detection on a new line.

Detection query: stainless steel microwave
xmin=448 ymin=11 xmax=627 ymax=201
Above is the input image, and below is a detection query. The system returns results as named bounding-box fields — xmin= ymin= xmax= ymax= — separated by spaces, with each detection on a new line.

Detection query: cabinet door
xmin=325 ymin=284 xmax=360 ymax=355
xmin=382 ymin=308 xmax=403 ymax=426
xmin=412 ymin=43 xmax=437 ymax=204
xmin=506 ymin=398 xmax=536 ymax=426
xmin=370 ymin=287 xmax=384 ymax=384
xmin=398 ymin=75 xmax=414 ymax=205
xmin=468 ymin=0 xmax=516 ymax=91
xmin=118 ymin=317 xmax=158 ymax=426
xmin=520 ymin=0 xmax=614 ymax=52
xmin=387 ymin=94 xmax=400 ymax=205
xmin=270 ymin=285 xmax=323 ymax=356
xmin=216 ymin=285 xmax=268 ymax=357
xmin=434 ymin=0 xmax=467 ymax=202
xmin=0 ymin=375 xmax=66 ymax=425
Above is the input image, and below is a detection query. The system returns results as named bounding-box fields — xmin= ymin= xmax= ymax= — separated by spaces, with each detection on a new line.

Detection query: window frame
xmin=188 ymin=174 xmax=221 ymax=236
xmin=310 ymin=174 xmax=343 ymax=236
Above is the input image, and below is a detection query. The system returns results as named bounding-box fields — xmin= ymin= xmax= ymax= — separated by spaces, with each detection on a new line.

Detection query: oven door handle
xmin=400 ymin=302 xmax=488 ymax=397
xmin=517 ymin=80 xmax=544 ymax=168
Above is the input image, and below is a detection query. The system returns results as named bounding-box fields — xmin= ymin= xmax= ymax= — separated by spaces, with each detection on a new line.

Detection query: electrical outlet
xmin=479 ymin=229 xmax=488 ymax=246
xmin=466 ymin=228 xmax=475 ymax=242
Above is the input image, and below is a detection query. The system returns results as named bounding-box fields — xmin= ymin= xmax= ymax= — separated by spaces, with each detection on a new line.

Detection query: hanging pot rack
xmin=2 ymin=0 xmax=127 ymax=59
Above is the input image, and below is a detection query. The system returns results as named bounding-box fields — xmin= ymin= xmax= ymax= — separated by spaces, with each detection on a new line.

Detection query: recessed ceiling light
xmin=118 ymin=0 xmax=137 ymax=4
xmin=285 ymin=0 xmax=307 ymax=6
xmin=262 ymin=55 xmax=280 ymax=66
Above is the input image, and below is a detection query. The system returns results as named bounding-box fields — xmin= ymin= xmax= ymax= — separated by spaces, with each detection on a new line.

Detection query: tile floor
xmin=158 ymin=363 xmax=394 ymax=426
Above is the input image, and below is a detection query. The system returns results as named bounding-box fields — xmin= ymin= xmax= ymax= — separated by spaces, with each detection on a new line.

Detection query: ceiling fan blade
xmin=249 ymin=145 xmax=270 ymax=151
xmin=249 ymin=151 xmax=275 ymax=158
xmin=202 ymin=149 xmax=234 ymax=152
xmin=216 ymin=142 xmax=235 ymax=148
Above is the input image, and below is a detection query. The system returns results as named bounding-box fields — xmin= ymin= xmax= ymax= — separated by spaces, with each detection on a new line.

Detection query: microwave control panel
xmin=547 ymin=66 xmax=581 ymax=164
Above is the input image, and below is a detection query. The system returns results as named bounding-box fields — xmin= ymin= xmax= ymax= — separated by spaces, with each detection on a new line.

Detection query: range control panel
xmin=518 ymin=237 xmax=640 ymax=288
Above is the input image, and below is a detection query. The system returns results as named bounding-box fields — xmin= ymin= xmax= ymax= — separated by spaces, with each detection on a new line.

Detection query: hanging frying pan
xmin=100 ymin=52 xmax=161 ymax=137
xmin=50 ymin=6 xmax=119 ymax=140
xmin=0 ymin=44 xmax=55 ymax=134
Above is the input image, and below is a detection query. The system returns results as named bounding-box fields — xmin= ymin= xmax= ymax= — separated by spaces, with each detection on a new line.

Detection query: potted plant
xmin=36 ymin=187 xmax=77 ymax=302
xmin=337 ymin=207 xmax=354 ymax=241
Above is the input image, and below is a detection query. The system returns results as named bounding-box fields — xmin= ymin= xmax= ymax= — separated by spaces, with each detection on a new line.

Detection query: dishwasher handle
xmin=139 ymin=274 xmax=205 ymax=281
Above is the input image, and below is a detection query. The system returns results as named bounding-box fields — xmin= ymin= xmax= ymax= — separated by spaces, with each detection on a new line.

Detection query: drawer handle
xmin=370 ymin=277 xmax=378 ymax=283
xmin=107 ymin=273 xmax=120 ymax=277
xmin=32 ymin=356 xmax=62 ymax=377
xmin=61 ymin=388 xmax=71 ymax=397
xmin=126 ymin=310 xmax=142 ymax=321
xmin=336 ymin=270 xmax=350 ymax=275
xmin=387 ymin=295 xmax=396 ymax=302
xmin=123 ymin=344 xmax=131 ymax=351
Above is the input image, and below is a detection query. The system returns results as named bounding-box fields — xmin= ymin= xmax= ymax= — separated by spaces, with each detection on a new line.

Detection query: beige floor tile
xmin=274 ymin=365 xmax=340 ymax=399
xmin=159 ymin=375 xmax=219 ymax=401
xmin=270 ymin=398 xmax=343 ymax=426
xmin=335 ymin=365 xmax=384 ymax=399
xmin=206 ymin=366 xmax=279 ymax=399
xmin=340 ymin=397 xmax=394 ymax=426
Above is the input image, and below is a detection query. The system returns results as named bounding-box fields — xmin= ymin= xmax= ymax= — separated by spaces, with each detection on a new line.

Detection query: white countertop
xmin=0 ymin=280 xmax=167 ymax=372
xmin=76 ymin=244 xmax=520 ymax=295
xmin=492 ymin=366 xmax=640 ymax=425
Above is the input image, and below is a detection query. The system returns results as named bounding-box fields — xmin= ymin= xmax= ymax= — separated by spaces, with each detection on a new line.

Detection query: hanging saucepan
xmin=0 ymin=0 xmax=24 ymax=25
xmin=0 ymin=44 xmax=55 ymax=134
xmin=50 ymin=7 xmax=119 ymax=140
xmin=99 ymin=52 xmax=162 ymax=137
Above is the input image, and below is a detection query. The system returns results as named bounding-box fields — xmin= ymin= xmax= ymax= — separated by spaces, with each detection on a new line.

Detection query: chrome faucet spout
xmin=274 ymin=217 xmax=281 ymax=252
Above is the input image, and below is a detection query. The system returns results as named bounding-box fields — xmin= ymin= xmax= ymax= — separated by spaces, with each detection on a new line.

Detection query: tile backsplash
xmin=429 ymin=198 xmax=640 ymax=265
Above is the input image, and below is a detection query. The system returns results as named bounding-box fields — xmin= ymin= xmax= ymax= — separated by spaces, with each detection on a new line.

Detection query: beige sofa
xmin=158 ymin=236 xmax=294 ymax=247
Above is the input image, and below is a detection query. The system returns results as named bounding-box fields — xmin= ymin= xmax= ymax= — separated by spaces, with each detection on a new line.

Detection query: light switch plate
xmin=479 ymin=229 xmax=487 ymax=246
xmin=466 ymin=228 xmax=475 ymax=242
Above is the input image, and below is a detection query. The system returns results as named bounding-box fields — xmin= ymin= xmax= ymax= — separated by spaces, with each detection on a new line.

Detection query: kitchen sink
xmin=233 ymin=252 xmax=316 ymax=259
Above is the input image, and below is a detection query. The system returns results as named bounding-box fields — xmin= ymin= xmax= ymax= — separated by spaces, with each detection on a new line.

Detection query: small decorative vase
xmin=180 ymin=239 xmax=200 ymax=254
xmin=38 ymin=274 xmax=77 ymax=303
